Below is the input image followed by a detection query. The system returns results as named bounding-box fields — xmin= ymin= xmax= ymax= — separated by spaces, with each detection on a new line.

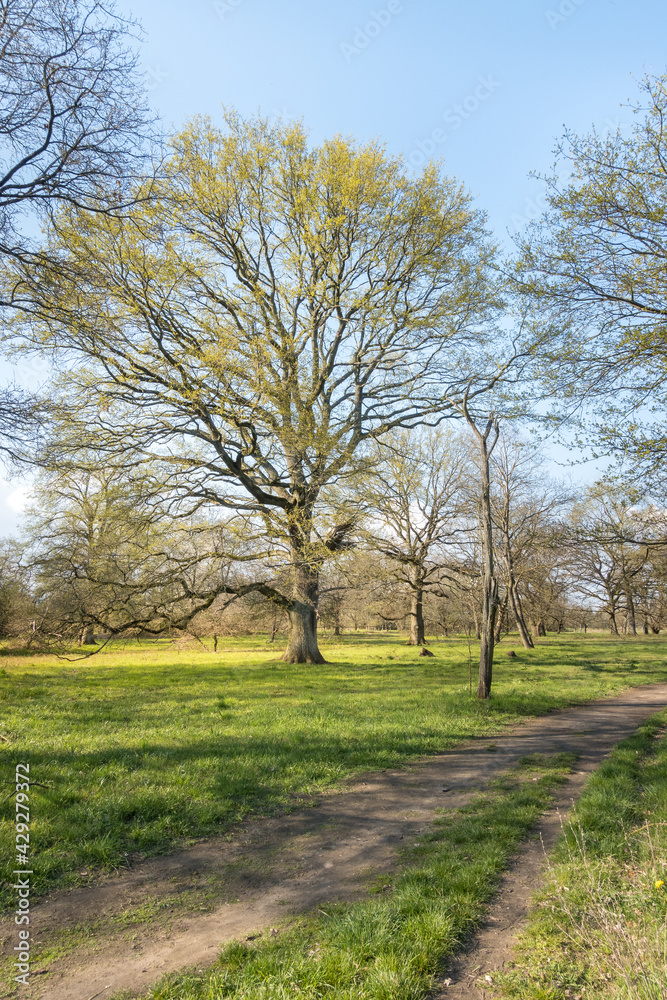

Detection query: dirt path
xmin=3 ymin=682 xmax=667 ymax=1000
xmin=431 ymin=763 xmax=601 ymax=998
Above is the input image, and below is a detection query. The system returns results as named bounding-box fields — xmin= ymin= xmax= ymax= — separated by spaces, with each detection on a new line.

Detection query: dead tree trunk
xmin=462 ymin=398 xmax=500 ymax=700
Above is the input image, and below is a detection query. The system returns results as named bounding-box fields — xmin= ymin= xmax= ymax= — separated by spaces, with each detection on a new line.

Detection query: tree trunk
xmin=531 ymin=618 xmax=546 ymax=638
xmin=624 ymin=583 xmax=637 ymax=635
xmin=494 ymin=591 xmax=508 ymax=644
xmin=467 ymin=410 xmax=499 ymax=700
xmin=79 ymin=624 xmax=96 ymax=646
xmin=500 ymin=503 xmax=533 ymax=649
xmin=282 ymin=557 xmax=326 ymax=664
xmin=479 ymin=576 xmax=497 ymax=699
xmin=508 ymin=579 xmax=534 ymax=649
xmin=283 ymin=602 xmax=325 ymax=663
xmin=408 ymin=574 xmax=425 ymax=645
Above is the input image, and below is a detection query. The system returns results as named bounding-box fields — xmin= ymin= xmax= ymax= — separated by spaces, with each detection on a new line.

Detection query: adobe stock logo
xmin=407 ymin=76 xmax=501 ymax=168
xmin=146 ymin=66 xmax=168 ymax=92
xmin=340 ymin=0 xmax=413 ymax=63
xmin=545 ymin=0 xmax=587 ymax=30
xmin=213 ymin=0 xmax=245 ymax=19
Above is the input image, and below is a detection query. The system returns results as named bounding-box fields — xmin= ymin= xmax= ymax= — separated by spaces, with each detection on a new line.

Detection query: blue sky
xmin=0 ymin=0 xmax=665 ymax=531
xmin=133 ymin=0 xmax=665 ymax=242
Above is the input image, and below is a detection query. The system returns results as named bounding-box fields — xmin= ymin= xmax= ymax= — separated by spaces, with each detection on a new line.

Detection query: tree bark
xmin=407 ymin=572 xmax=426 ymax=645
xmin=282 ymin=556 xmax=326 ymax=664
xmin=79 ymin=624 xmax=96 ymax=646
xmin=508 ymin=579 xmax=534 ymax=648
xmin=461 ymin=404 xmax=500 ymax=701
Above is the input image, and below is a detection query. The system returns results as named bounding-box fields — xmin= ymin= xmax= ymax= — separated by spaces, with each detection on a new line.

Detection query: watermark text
xmin=13 ymin=763 xmax=31 ymax=986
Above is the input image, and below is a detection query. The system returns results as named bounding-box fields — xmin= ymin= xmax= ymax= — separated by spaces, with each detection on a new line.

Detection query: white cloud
xmin=6 ymin=486 xmax=31 ymax=513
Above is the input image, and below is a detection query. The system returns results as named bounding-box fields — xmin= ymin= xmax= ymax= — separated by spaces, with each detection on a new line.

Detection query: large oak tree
xmin=11 ymin=113 xmax=502 ymax=662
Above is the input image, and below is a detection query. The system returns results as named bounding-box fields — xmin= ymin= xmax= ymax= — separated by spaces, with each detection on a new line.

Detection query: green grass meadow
xmin=1 ymin=631 xmax=666 ymax=909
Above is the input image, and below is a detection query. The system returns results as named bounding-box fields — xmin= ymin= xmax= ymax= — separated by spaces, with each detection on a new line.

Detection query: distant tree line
xmin=1 ymin=433 xmax=665 ymax=658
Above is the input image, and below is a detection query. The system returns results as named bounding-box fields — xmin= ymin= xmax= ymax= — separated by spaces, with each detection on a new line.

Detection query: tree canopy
xmin=0 ymin=0 xmax=155 ymax=254
xmin=0 ymin=0 xmax=156 ymax=456
xmin=516 ymin=73 xmax=667 ymax=496
xmin=9 ymin=112 xmax=505 ymax=662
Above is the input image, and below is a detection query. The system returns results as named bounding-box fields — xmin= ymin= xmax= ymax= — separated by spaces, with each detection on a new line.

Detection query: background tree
xmin=0 ymin=0 xmax=156 ymax=451
xmin=11 ymin=113 xmax=501 ymax=663
xmin=568 ymin=484 xmax=661 ymax=634
xmin=366 ymin=427 xmax=467 ymax=645
xmin=516 ymin=72 xmax=667 ymax=499
xmin=25 ymin=463 xmax=260 ymax=645
xmin=460 ymin=397 xmax=499 ymax=698
xmin=490 ymin=435 xmax=571 ymax=648
xmin=0 ymin=537 xmax=33 ymax=639
xmin=521 ymin=537 xmax=572 ymax=636
xmin=317 ymin=550 xmax=370 ymax=636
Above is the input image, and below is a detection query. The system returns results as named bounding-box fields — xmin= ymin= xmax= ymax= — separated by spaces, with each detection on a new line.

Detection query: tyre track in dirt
xmin=4 ymin=682 xmax=667 ymax=1000
xmin=431 ymin=766 xmax=601 ymax=998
